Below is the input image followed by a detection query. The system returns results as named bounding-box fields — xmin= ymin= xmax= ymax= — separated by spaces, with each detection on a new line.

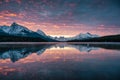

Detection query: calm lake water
xmin=0 ymin=42 xmax=120 ymax=80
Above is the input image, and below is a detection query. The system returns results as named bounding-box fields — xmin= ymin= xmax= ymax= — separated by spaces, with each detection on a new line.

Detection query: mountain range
xmin=53 ymin=32 xmax=99 ymax=41
xmin=0 ymin=22 xmax=119 ymax=42
xmin=0 ymin=22 xmax=56 ymax=42
xmin=68 ymin=34 xmax=120 ymax=42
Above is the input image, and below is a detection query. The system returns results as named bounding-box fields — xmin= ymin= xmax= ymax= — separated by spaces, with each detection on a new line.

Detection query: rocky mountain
xmin=37 ymin=29 xmax=47 ymax=36
xmin=0 ymin=22 xmax=32 ymax=35
xmin=52 ymin=33 xmax=99 ymax=41
xmin=68 ymin=34 xmax=120 ymax=42
xmin=0 ymin=22 xmax=57 ymax=42
xmin=0 ymin=22 xmax=119 ymax=42
xmin=73 ymin=32 xmax=99 ymax=40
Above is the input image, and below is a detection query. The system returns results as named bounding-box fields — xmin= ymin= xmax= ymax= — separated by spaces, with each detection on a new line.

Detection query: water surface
xmin=0 ymin=42 xmax=120 ymax=80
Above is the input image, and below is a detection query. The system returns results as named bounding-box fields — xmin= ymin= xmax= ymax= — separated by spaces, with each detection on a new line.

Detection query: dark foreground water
xmin=0 ymin=42 xmax=120 ymax=80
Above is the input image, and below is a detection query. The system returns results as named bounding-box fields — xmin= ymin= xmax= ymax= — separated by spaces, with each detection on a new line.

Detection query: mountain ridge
xmin=0 ymin=22 xmax=119 ymax=42
xmin=0 ymin=22 xmax=57 ymax=42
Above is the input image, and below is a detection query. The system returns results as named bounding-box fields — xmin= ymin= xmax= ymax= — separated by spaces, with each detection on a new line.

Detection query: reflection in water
xmin=0 ymin=44 xmax=51 ymax=62
xmin=0 ymin=43 xmax=120 ymax=80
xmin=0 ymin=43 xmax=101 ymax=62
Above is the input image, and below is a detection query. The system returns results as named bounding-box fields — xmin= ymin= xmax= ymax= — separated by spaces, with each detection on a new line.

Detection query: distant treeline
xmin=0 ymin=34 xmax=120 ymax=42
xmin=0 ymin=35 xmax=48 ymax=42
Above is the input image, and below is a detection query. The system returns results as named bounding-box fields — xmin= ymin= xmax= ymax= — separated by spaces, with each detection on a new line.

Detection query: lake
xmin=0 ymin=42 xmax=120 ymax=80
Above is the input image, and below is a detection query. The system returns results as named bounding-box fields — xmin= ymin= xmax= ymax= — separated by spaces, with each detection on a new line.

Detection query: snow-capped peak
xmin=11 ymin=22 xmax=19 ymax=26
xmin=52 ymin=32 xmax=99 ymax=41
xmin=37 ymin=29 xmax=46 ymax=36
xmin=74 ymin=32 xmax=99 ymax=40
xmin=0 ymin=22 xmax=32 ymax=35
xmin=9 ymin=22 xmax=32 ymax=34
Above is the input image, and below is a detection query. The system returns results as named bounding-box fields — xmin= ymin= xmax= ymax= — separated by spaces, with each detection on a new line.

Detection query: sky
xmin=0 ymin=0 xmax=120 ymax=37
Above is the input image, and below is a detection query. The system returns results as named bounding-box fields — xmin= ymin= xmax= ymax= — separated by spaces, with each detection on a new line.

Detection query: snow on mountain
xmin=37 ymin=29 xmax=47 ymax=36
xmin=0 ymin=22 xmax=33 ymax=35
xmin=0 ymin=25 xmax=10 ymax=32
xmin=9 ymin=22 xmax=33 ymax=34
xmin=0 ymin=22 xmax=49 ymax=37
xmin=52 ymin=33 xmax=99 ymax=41
xmin=0 ymin=22 xmax=99 ymax=42
xmin=72 ymin=32 xmax=99 ymax=40
xmin=0 ymin=22 xmax=57 ymax=41
xmin=36 ymin=29 xmax=57 ymax=41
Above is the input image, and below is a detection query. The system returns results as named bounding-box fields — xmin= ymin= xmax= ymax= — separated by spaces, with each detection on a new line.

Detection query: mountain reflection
xmin=0 ymin=43 xmax=120 ymax=80
xmin=0 ymin=43 xmax=120 ymax=62
xmin=0 ymin=44 xmax=52 ymax=62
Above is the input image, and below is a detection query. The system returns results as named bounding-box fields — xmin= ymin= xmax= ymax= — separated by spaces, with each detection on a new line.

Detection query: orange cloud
xmin=0 ymin=10 xmax=24 ymax=18
xmin=0 ymin=15 xmax=4 ymax=18
xmin=7 ymin=13 xmax=17 ymax=17
xmin=53 ymin=25 xmax=60 ymax=29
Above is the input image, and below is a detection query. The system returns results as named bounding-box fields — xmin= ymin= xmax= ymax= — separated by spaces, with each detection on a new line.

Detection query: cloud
xmin=0 ymin=0 xmax=119 ymax=36
xmin=0 ymin=10 xmax=25 ymax=18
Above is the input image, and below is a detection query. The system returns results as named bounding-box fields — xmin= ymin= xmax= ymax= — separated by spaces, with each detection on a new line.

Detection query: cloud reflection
xmin=0 ymin=43 xmax=119 ymax=63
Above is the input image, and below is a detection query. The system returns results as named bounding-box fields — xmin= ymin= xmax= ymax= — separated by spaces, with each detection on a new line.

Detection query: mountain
xmin=0 ymin=22 xmax=57 ymax=42
xmin=0 ymin=22 xmax=33 ymax=35
xmin=68 ymin=34 xmax=120 ymax=42
xmin=0 ymin=22 xmax=119 ymax=42
xmin=73 ymin=32 xmax=99 ymax=40
xmin=37 ymin=29 xmax=47 ymax=36
xmin=36 ymin=29 xmax=57 ymax=41
xmin=52 ymin=33 xmax=99 ymax=41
